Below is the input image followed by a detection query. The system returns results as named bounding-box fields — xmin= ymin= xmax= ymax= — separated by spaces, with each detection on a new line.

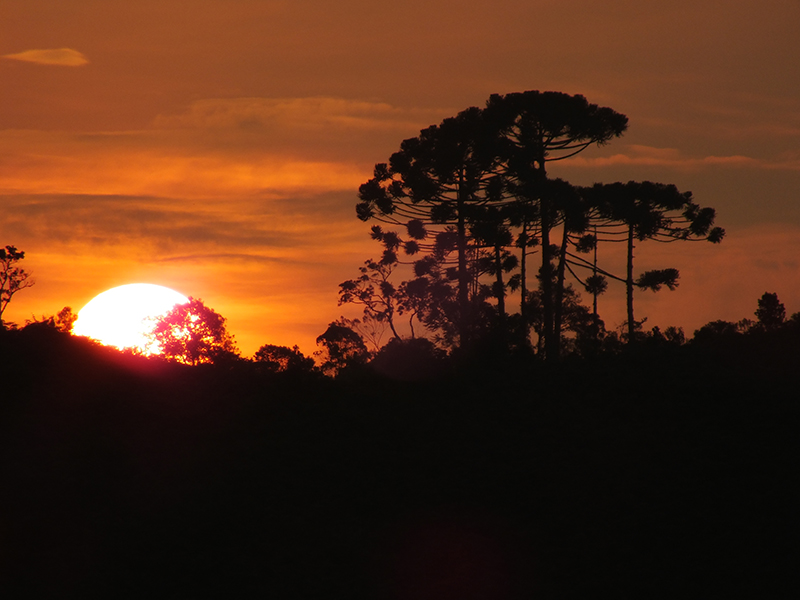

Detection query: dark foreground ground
xmin=0 ymin=326 xmax=796 ymax=598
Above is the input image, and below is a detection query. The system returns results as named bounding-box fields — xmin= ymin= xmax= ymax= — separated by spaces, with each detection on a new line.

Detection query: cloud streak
xmin=150 ymin=97 xmax=453 ymax=162
xmin=559 ymin=145 xmax=800 ymax=172
xmin=2 ymin=48 xmax=89 ymax=66
xmin=154 ymin=97 xmax=444 ymax=133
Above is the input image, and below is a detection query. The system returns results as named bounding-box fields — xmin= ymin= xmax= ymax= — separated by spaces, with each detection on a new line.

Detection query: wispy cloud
xmin=2 ymin=48 xmax=88 ymax=67
xmin=560 ymin=145 xmax=800 ymax=171
xmin=150 ymin=97 xmax=452 ymax=160
xmin=154 ymin=97 xmax=444 ymax=132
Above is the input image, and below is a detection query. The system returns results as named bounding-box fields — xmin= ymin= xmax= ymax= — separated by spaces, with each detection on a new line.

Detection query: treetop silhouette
xmin=0 ymin=245 xmax=35 ymax=330
xmin=314 ymin=321 xmax=370 ymax=376
xmin=576 ymin=181 xmax=725 ymax=341
xmin=354 ymin=91 xmax=630 ymax=354
xmin=755 ymin=292 xmax=786 ymax=331
xmin=254 ymin=343 xmax=315 ymax=374
xmin=147 ymin=297 xmax=238 ymax=365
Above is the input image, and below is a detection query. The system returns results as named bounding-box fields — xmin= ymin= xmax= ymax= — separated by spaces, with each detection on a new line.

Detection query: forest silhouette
xmin=0 ymin=91 xmax=795 ymax=598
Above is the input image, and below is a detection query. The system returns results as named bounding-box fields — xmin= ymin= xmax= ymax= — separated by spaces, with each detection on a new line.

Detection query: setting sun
xmin=72 ymin=283 xmax=189 ymax=353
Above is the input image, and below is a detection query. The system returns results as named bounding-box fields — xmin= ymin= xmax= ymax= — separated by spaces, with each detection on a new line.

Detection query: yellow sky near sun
xmin=3 ymin=1 xmax=800 ymax=355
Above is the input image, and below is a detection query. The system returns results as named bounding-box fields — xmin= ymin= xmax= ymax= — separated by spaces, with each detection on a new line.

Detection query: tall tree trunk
xmin=457 ymin=173 xmax=470 ymax=347
xmin=519 ymin=220 xmax=528 ymax=329
xmin=387 ymin=309 xmax=401 ymax=340
xmin=494 ymin=243 xmax=506 ymax=334
xmin=552 ymin=224 xmax=569 ymax=359
xmin=626 ymin=223 xmax=635 ymax=342
xmin=592 ymin=225 xmax=599 ymax=317
xmin=540 ymin=212 xmax=554 ymax=358
xmin=537 ymin=160 xmax=555 ymax=359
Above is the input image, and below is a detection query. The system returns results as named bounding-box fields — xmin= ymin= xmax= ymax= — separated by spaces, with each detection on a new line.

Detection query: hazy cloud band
xmin=3 ymin=48 xmax=88 ymax=66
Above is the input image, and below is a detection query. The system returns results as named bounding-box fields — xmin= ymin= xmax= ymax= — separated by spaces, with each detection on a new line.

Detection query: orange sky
xmin=3 ymin=1 xmax=800 ymax=355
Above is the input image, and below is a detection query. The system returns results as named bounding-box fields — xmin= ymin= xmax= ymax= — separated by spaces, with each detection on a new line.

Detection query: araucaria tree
xmin=344 ymin=89 xmax=722 ymax=359
xmin=484 ymin=91 xmax=628 ymax=357
xmin=147 ymin=298 xmax=239 ymax=365
xmin=355 ymin=107 xmax=504 ymax=347
xmin=0 ymin=246 xmax=35 ymax=329
xmin=575 ymin=181 xmax=724 ymax=341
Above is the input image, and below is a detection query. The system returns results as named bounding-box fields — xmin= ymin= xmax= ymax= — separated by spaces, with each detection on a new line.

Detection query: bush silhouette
xmin=369 ymin=337 xmax=446 ymax=380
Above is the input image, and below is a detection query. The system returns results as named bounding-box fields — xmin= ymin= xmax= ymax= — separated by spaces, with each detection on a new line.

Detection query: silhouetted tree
xmin=350 ymin=91 xmax=728 ymax=359
xmin=0 ymin=245 xmax=35 ymax=329
xmin=755 ymin=292 xmax=785 ymax=331
xmin=580 ymin=225 xmax=608 ymax=317
xmin=25 ymin=306 xmax=77 ymax=333
xmin=396 ymin=264 xmax=461 ymax=345
xmin=254 ymin=344 xmax=315 ymax=373
xmin=369 ymin=337 xmax=447 ymax=381
xmin=527 ymin=284 xmax=603 ymax=356
xmin=314 ymin=322 xmax=370 ymax=376
xmin=471 ymin=206 xmax=519 ymax=341
xmin=55 ymin=306 xmax=78 ymax=333
xmin=644 ymin=325 xmax=686 ymax=347
xmin=147 ymin=297 xmax=239 ymax=365
xmin=329 ymin=314 xmax=389 ymax=353
xmin=333 ymin=315 xmax=383 ymax=353
xmin=338 ymin=258 xmax=401 ymax=339
xmin=356 ymin=106 xmax=504 ymax=346
xmin=579 ymin=181 xmax=724 ymax=342
xmin=356 ymin=92 xmax=630 ymax=356
xmin=485 ymin=91 xmax=628 ymax=357
xmin=692 ymin=319 xmax=751 ymax=345
xmin=549 ymin=179 xmax=592 ymax=357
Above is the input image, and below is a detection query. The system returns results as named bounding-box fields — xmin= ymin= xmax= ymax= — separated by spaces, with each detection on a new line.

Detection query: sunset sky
xmin=3 ymin=0 xmax=800 ymax=355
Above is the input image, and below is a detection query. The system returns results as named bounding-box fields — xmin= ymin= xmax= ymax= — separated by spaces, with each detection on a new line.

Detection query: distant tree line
xmin=693 ymin=291 xmax=796 ymax=341
xmin=3 ymin=244 xmax=797 ymax=380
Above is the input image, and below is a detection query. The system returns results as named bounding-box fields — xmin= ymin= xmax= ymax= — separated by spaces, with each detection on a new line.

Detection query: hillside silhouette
xmin=0 ymin=90 xmax=792 ymax=597
xmin=0 ymin=321 xmax=794 ymax=598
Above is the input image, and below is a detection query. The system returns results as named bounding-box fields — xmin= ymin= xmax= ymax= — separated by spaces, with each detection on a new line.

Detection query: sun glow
xmin=73 ymin=284 xmax=189 ymax=353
